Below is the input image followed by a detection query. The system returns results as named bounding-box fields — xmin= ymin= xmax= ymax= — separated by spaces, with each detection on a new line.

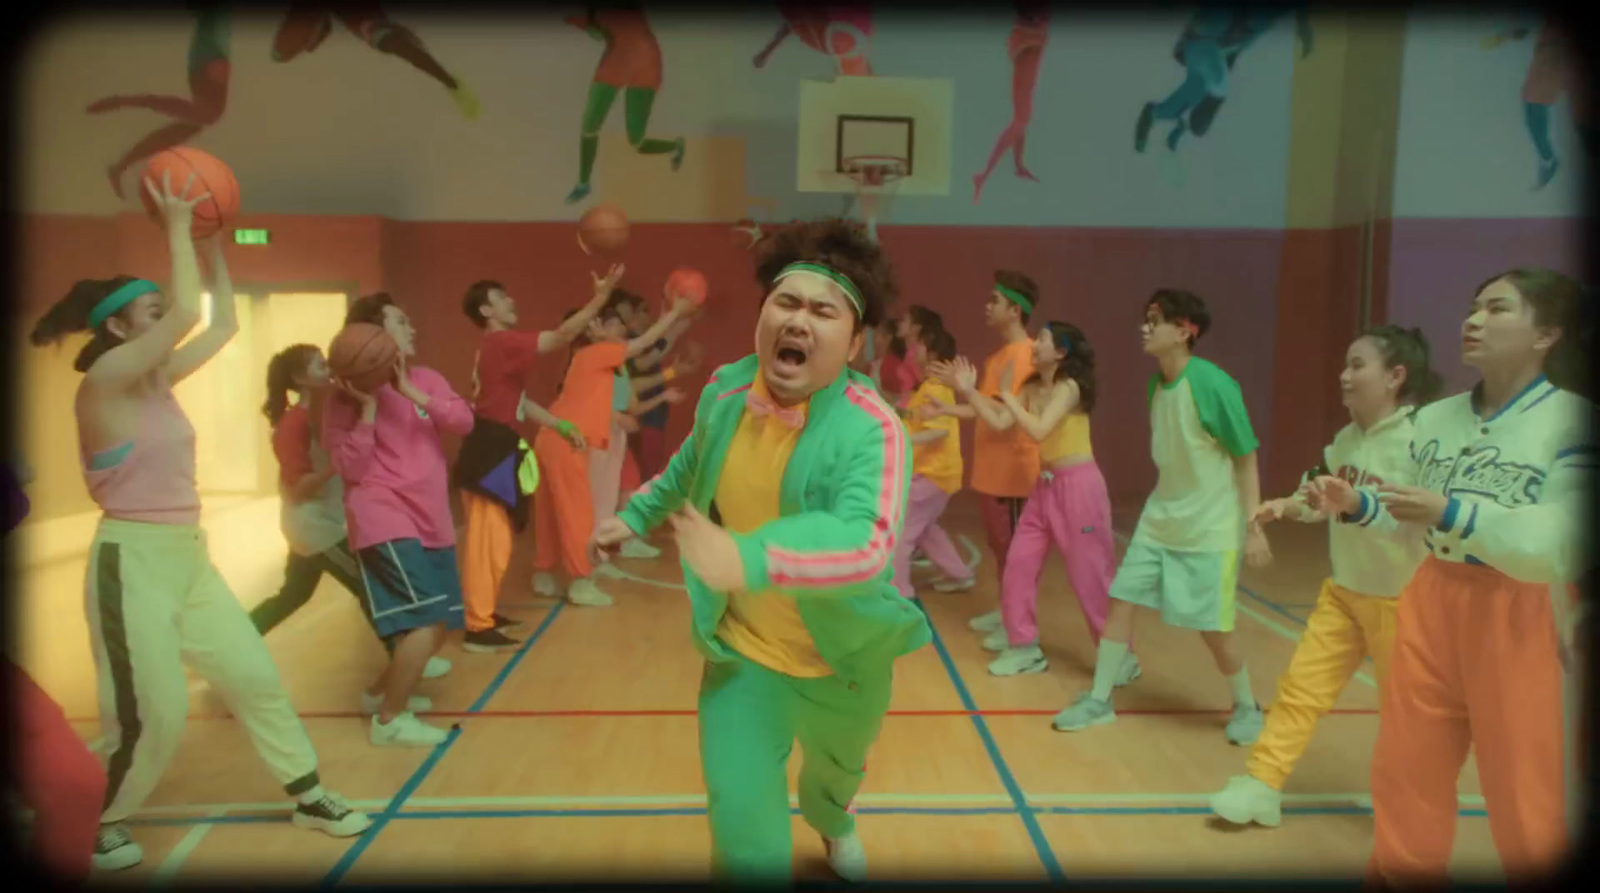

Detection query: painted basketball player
xmin=752 ymin=3 xmax=874 ymax=77
xmin=270 ymin=2 xmax=480 ymax=121
xmin=1134 ymin=7 xmax=1312 ymax=155
xmin=564 ymin=2 xmax=688 ymax=206
xmin=972 ymin=1 xmax=1049 ymax=204
xmin=86 ymin=2 xmax=231 ymax=199
xmin=1484 ymin=18 xmax=1596 ymax=191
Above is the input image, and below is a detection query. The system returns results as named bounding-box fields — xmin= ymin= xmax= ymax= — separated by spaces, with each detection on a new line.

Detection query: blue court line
xmin=915 ymin=598 xmax=1065 ymax=882
xmin=319 ymin=603 xmax=567 ymax=886
xmin=130 ymin=802 xmax=1490 ymax=829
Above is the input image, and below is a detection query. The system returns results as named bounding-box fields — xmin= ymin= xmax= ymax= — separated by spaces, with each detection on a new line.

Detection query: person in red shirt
xmin=532 ymin=293 xmax=695 ymax=607
xmin=454 ymin=268 xmax=619 ymax=652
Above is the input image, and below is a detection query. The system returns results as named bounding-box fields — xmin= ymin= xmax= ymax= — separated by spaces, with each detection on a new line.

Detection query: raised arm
xmin=632 ymin=317 xmax=691 ymax=369
xmin=998 ymin=380 xmax=1079 ymax=443
xmin=730 ymin=399 xmax=910 ymax=598
xmin=166 ymin=235 xmax=238 ymax=386
xmin=83 ymin=173 xmax=209 ymax=393
xmin=538 ymin=264 xmax=624 ymax=354
xmin=625 ymin=297 xmax=692 ymax=359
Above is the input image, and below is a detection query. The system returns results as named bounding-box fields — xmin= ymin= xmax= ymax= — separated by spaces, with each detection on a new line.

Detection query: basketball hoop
xmin=841 ymin=155 xmax=905 ymax=243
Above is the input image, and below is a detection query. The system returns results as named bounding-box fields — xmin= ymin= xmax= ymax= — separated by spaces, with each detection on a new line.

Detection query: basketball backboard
xmin=797 ymin=76 xmax=952 ymax=197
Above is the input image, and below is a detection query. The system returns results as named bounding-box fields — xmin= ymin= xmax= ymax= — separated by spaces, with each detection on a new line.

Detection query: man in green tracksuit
xmin=593 ymin=219 xmax=930 ymax=883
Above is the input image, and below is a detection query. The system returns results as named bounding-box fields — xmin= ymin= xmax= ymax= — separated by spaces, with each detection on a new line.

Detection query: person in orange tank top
xmin=564 ymin=2 xmax=687 ymax=205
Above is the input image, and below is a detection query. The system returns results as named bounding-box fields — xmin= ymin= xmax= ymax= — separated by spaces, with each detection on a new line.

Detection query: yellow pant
xmin=1246 ymin=579 xmax=1397 ymax=789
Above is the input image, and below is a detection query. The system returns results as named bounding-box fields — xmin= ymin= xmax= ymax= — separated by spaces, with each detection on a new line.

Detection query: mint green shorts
xmin=1109 ymin=539 xmax=1239 ymax=632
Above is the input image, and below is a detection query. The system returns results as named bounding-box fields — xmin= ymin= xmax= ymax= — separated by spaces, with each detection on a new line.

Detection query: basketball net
xmin=844 ymin=157 xmax=904 ymax=244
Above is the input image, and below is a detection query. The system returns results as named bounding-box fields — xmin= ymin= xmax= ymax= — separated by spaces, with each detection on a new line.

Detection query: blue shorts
xmin=356 ymin=539 xmax=465 ymax=640
xmin=1109 ymin=539 xmax=1239 ymax=632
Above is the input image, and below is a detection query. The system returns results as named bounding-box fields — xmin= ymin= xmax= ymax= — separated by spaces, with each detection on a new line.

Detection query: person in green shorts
xmin=592 ymin=218 xmax=929 ymax=883
xmin=1052 ymin=288 xmax=1273 ymax=744
xmin=564 ymin=2 xmax=687 ymax=205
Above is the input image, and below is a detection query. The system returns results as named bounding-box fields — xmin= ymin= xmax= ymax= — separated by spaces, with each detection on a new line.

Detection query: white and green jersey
xmin=1132 ymin=357 xmax=1259 ymax=553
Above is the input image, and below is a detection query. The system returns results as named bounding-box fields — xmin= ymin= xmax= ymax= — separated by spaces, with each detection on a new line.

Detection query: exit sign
xmin=234 ymin=229 xmax=270 ymax=245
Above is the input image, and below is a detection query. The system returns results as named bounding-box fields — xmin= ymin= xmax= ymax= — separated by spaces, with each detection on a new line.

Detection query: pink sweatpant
xmin=892 ymin=476 xmax=973 ymax=598
xmin=1000 ymin=462 xmax=1116 ymax=647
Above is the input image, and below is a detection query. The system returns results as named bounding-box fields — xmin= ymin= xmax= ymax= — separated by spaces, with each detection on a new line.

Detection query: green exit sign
xmin=234 ymin=229 xmax=270 ymax=245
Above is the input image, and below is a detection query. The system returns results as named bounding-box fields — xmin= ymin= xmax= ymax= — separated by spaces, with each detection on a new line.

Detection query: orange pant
xmin=459 ymin=490 xmax=512 ymax=633
xmin=533 ymin=427 xmax=594 ymax=580
xmin=1369 ymin=556 xmax=1569 ymax=885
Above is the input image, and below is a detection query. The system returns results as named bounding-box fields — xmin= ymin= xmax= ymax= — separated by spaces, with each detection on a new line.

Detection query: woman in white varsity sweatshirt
xmin=1312 ymin=269 xmax=1595 ymax=886
xmin=1209 ymin=325 xmax=1440 ymax=829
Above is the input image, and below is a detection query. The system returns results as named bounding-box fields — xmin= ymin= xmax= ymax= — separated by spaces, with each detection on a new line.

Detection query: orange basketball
xmin=577 ymin=203 xmax=629 ymax=256
xmin=328 ymin=323 xmax=399 ymax=394
xmin=139 ymin=147 xmax=240 ymax=239
xmin=665 ymin=267 xmax=708 ymax=307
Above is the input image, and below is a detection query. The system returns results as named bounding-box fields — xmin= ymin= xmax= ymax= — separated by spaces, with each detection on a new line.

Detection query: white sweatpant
xmin=86 ymin=519 xmax=321 ymax=823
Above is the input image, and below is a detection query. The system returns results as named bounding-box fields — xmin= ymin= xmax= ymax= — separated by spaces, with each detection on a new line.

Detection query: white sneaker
xmin=566 ymin=578 xmax=614 ymax=607
xmin=370 ymin=711 xmax=450 ymax=748
xmin=422 ymin=657 xmax=452 ymax=680
xmin=933 ymin=576 xmax=975 ymax=593
xmin=532 ymin=572 xmax=563 ymax=598
xmin=988 ymin=646 xmax=1048 ymax=676
xmin=619 ymin=539 xmax=661 ymax=559
xmin=981 ymin=628 xmax=1009 ymax=652
xmin=292 ymin=789 xmax=373 ymax=837
xmin=1209 ymin=774 xmax=1283 ymax=828
xmin=360 ymin=692 xmax=433 ymax=716
xmin=968 ymin=609 xmax=1002 ymax=632
xmin=823 ymin=830 xmax=867 ymax=882
xmin=93 ymin=824 xmax=143 ymax=871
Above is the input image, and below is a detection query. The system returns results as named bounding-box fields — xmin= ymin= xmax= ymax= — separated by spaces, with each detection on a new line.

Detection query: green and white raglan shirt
xmin=1132 ymin=357 xmax=1260 ymax=554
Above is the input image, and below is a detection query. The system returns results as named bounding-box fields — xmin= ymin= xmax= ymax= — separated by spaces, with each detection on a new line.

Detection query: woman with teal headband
xmin=28 ymin=171 xmax=371 ymax=872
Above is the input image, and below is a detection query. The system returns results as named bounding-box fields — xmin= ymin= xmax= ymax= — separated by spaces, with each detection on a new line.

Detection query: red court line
xmin=70 ymin=706 xmax=1378 ymax=722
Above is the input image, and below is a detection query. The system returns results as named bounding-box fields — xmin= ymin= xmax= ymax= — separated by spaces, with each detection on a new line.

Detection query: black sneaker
xmin=93 ymin=824 xmax=143 ymax=871
xmin=463 ymin=628 xmax=521 ymax=653
xmin=491 ymin=613 xmax=524 ymax=633
xmin=292 ymin=791 xmax=372 ymax=837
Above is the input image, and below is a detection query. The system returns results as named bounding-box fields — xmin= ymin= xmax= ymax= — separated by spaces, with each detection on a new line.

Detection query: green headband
xmin=88 ymin=279 xmax=159 ymax=330
xmin=995 ymin=283 xmax=1033 ymax=315
xmin=775 ymin=262 xmax=865 ymax=318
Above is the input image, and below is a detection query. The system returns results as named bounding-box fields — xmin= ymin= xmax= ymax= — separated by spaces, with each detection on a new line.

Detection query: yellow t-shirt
xmin=713 ymin=375 xmax=832 ymax=677
xmin=904 ymin=380 xmax=963 ymax=493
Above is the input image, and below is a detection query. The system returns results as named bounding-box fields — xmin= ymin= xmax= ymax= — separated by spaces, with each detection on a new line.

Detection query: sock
xmin=297 ymin=785 xmax=325 ymax=805
xmin=577 ymin=133 xmax=599 ymax=185
xmin=1089 ymin=639 xmax=1129 ymax=701
xmin=634 ymin=137 xmax=678 ymax=155
xmin=1227 ymin=667 xmax=1254 ymax=708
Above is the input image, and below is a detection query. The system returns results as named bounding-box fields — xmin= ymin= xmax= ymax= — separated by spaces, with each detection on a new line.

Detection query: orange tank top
xmin=1039 ymin=411 xmax=1092 ymax=464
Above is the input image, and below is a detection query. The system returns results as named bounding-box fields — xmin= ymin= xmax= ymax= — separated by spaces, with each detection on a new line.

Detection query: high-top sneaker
xmin=292 ymin=789 xmax=373 ymax=837
xmin=93 ymin=824 xmax=143 ymax=871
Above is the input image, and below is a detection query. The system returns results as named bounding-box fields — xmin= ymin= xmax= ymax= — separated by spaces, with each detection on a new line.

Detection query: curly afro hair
xmin=753 ymin=218 xmax=895 ymax=330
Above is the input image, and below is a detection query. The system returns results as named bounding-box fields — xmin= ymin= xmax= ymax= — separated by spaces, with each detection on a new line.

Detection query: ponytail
xmin=30 ymin=275 xmax=143 ymax=373
xmin=262 ymin=344 xmax=320 ymax=427
xmin=1364 ymin=324 xmax=1443 ymax=407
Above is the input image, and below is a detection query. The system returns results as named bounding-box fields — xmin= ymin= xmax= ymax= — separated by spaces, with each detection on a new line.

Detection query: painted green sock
xmin=1228 ymin=667 xmax=1254 ymax=707
xmin=634 ymin=137 xmax=678 ymax=155
xmin=577 ymin=133 xmax=599 ymax=185
xmin=1089 ymin=640 xmax=1129 ymax=702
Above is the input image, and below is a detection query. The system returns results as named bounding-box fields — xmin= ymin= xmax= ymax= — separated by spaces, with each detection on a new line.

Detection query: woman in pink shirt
xmin=27 ymin=172 xmax=370 ymax=872
xmin=323 ymin=292 xmax=475 ymax=748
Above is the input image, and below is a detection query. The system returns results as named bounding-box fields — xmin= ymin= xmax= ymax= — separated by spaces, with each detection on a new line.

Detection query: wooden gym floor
xmin=11 ymin=495 xmax=1506 ymax=884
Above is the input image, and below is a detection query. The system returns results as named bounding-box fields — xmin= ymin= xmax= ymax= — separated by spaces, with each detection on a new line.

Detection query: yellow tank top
xmin=1039 ymin=412 xmax=1092 ymax=463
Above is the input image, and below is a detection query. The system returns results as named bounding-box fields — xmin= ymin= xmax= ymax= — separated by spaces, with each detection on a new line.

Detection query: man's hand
xmin=669 ymin=504 xmax=746 ymax=592
xmin=590 ymin=516 xmax=636 ymax=564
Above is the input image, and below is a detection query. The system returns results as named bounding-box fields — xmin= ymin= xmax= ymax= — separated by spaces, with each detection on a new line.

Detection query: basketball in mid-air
xmin=577 ymin=203 xmax=630 ymax=256
xmin=139 ymin=147 xmax=240 ymax=239
xmin=328 ymin=323 xmax=399 ymax=394
xmin=665 ymin=267 xmax=708 ymax=307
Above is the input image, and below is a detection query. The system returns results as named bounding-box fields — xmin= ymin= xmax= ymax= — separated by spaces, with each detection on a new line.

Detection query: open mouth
xmin=773 ymin=340 xmax=809 ymax=373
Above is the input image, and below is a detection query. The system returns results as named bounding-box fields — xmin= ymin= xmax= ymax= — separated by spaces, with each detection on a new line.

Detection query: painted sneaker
xmin=823 ymin=830 xmax=867 ymax=882
xmin=370 ymin=711 xmax=450 ymax=748
xmin=1051 ymin=693 xmax=1116 ymax=732
xmin=619 ymin=539 xmax=661 ymax=559
xmin=1226 ymin=702 xmax=1265 ymax=746
xmin=981 ymin=628 xmax=1009 ymax=652
xmin=933 ymin=576 xmax=975 ymax=593
xmin=567 ymin=578 xmax=614 ymax=607
xmin=532 ymin=572 xmax=563 ymax=598
xmin=1115 ymin=652 xmax=1143 ymax=687
xmin=93 ymin=824 xmax=143 ymax=871
xmin=988 ymin=646 xmax=1048 ymax=677
xmin=1209 ymin=774 xmax=1283 ymax=828
xmin=292 ymin=790 xmax=373 ymax=837
xmin=968 ymin=609 xmax=1002 ymax=632
xmin=359 ymin=692 xmax=433 ymax=715
xmin=422 ymin=656 xmax=452 ymax=680
xmin=463 ymin=628 xmax=522 ymax=653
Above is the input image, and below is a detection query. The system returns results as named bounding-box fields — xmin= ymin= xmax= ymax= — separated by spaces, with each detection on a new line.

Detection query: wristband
xmin=663 ymin=367 xmax=678 ymax=383
xmin=556 ymin=420 xmax=579 ymax=438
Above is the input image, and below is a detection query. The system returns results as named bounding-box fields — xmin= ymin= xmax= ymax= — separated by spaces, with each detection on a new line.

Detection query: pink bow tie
xmin=746 ymin=391 xmax=805 ymax=429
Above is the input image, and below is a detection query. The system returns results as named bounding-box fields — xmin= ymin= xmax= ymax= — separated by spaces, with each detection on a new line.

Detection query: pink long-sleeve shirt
xmin=322 ymin=366 xmax=474 ymax=551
